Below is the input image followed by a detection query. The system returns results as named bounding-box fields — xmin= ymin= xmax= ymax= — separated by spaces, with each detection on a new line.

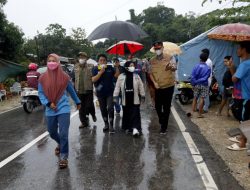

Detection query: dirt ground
xmin=180 ymin=99 xmax=250 ymax=190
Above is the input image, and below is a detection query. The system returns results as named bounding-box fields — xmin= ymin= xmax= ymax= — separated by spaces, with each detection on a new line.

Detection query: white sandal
xmin=227 ymin=143 xmax=247 ymax=151
xmin=228 ymin=136 xmax=240 ymax=143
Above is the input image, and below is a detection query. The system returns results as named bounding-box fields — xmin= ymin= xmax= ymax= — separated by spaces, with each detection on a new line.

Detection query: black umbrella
xmin=87 ymin=21 xmax=149 ymax=41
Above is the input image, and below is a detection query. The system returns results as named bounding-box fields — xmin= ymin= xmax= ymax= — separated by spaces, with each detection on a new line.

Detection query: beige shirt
xmin=74 ymin=61 xmax=93 ymax=93
xmin=149 ymin=54 xmax=176 ymax=89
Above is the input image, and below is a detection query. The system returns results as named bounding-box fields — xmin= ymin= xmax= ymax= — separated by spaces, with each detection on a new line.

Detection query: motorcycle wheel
xmin=178 ymin=93 xmax=189 ymax=105
xmin=23 ymin=102 xmax=33 ymax=113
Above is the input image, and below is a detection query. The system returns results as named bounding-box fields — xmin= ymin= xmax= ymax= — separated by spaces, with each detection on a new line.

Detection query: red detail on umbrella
xmin=208 ymin=23 xmax=250 ymax=41
xmin=106 ymin=41 xmax=144 ymax=55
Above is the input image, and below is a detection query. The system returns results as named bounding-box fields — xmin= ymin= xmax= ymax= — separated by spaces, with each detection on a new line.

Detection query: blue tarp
xmin=177 ymin=27 xmax=240 ymax=91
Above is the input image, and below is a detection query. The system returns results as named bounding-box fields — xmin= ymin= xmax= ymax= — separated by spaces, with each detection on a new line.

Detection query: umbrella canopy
xmin=207 ymin=23 xmax=250 ymax=41
xmin=106 ymin=41 xmax=144 ymax=56
xmin=87 ymin=21 xmax=149 ymax=41
xmin=150 ymin=42 xmax=182 ymax=55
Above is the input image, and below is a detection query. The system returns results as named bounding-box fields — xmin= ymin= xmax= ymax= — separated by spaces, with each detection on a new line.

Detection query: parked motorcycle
xmin=21 ymin=87 xmax=41 ymax=113
xmin=176 ymin=79 xmax=193 ymax=105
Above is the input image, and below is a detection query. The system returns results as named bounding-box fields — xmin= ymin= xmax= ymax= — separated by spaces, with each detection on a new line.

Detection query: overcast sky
xmin=3 ymin=0 xmax=239 ymax=38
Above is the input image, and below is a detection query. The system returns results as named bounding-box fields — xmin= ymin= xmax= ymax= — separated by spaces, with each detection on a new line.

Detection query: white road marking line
xmin=0 ymin=106 xmax=22 ymax=115
xmin=171 ymin=106 xmax=218 ymax=190
xmin=0 ymin=111 xmax=79 ymax=169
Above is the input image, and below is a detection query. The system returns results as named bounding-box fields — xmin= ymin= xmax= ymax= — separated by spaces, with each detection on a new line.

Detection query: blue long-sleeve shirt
xmin=38 ymin=81 xmax=81 ymax=116
xmin=191 ymin=62 xmax=211 ymax=86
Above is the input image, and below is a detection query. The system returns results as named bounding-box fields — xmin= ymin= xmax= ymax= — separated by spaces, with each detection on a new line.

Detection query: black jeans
xmin=78 ymin=92 xmax=95 ymax=124
xmin=155 ymin=86 xmax=174 ymax=130
xmin=98 ymin=95 xmax=114 ymax=127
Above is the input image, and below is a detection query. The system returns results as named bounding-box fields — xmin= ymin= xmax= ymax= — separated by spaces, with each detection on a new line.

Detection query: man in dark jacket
xmin=92 ymin=54 xmax=120 ymax=133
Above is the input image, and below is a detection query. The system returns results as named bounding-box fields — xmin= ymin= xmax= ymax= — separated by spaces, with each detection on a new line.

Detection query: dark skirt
xmin=122 ymin=105 xmax=141 ymax=131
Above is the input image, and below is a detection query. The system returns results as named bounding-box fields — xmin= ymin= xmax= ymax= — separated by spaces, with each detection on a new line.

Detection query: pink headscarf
xmin=39 ymin=53 xmax=70 ymax=104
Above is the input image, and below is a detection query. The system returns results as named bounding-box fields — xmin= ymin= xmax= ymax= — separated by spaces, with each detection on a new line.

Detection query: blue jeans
xmin=47 ymin=113 xmax=70 ymax=160
xmin=114 ymin=96 xmax=121 ymax=113
xmin=114 ymin=102 xmax=121 ymax=113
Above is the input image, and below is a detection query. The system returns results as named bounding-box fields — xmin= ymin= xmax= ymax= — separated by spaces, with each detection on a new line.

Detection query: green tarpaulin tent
xmin=0 ymin=59 xmax=27 ymax=82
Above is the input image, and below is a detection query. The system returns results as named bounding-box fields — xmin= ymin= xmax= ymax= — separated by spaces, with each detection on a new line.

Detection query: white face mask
xmin=128 ymin=66 xmax=135 ymax=73
xmin=155 ymin=49 xmax=162 ymax=56
xmin=79 ymin=59 xmax=86 ymax=64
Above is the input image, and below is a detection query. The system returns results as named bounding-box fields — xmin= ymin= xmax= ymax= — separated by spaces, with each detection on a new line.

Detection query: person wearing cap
xmin=74 ymin=52 xmax=97 ymax=128
xmin=148 ymin=41 xmax=177 ymax=134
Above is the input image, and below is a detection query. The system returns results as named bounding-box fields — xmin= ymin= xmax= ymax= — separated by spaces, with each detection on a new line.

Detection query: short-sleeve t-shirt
xmin=222 ymin=69 xmax=233 ymax=88
xmin=234 ymin=59 xmax=250 ymax=100
xmin=92 ymin=65 xmax=115 ymax=97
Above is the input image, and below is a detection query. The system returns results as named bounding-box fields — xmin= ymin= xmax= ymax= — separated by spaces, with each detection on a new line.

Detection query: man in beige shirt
xmin=149 ymin=41 xmax=177 ymax=134
xmin=74 ymin=52 xmax=97 ymax=128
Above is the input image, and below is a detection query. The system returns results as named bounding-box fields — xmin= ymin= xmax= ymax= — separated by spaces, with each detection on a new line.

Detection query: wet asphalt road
xmin=0 ymin=102 xmax=245 ymax=190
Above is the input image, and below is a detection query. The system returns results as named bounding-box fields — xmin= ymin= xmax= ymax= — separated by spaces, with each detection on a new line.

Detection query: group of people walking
xmin=35 ymin=40 xmax=177 ymax=169
xmin=30 ymin=39 xmax=250 ymax=171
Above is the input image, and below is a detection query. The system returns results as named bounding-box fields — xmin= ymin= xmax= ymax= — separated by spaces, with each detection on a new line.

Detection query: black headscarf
xmin=124 ymin=61 xmax=134 ymax=106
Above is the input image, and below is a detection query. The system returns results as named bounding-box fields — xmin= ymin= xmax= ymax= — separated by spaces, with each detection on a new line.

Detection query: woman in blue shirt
xmin=38 ymin=53 xmax=81 ymax=169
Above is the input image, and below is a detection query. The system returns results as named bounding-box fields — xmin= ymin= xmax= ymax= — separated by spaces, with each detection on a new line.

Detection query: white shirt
xmin=206 ymin=58 xmax=213 ymax=86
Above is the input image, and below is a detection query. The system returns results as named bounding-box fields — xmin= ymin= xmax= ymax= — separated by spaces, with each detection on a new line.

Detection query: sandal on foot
xmin=55 ymin=146 xmax=60 ymax=156
xmin=59 ymin=159 xmax=68 ymax=169
xmin=228 ymin=136 xmax=240 ymax=143
xmin=227 ymin=143 xmax=247 ymax=151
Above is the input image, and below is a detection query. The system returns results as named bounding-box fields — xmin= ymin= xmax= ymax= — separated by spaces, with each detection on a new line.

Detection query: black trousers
xmin=78 ymin=92 xmax=95 ymax=124
xmin=98 ymin=95 xmax=114 ymax=127
xmin=242 ymin=99 xmax=250 ymax=121
xmin=155 ymin=86 xmax=174 ymax=130
xmin=122 ymin=105 xmax=141 ymax=131
xmin=231 ymin=99 xmax=250 ymax=122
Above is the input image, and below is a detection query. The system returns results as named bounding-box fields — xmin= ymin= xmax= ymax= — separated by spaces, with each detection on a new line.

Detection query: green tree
xmin=71 ymin=27 xmax=93 ymax=56
xmin=0 ymin=0 xmax=25 ymax=62
xmin=202 ymin=0 xmax=250 ymax=6
xmin=0 ymin=0 xmax=7 ymax=5
xmin=142 ymin=5 xmax=175 ymax=25
xmin=1 ymin=22 xmax=24 ymax=60
xmin=71 ymin=27 xmax=86 ymax=44
xmin=23 ymin=24 xmax=94 ymax=64
xmin=128 ymin=9 xmax=142 ymax=25
xmin=46 ymin=23 xmax=66 ymax=38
